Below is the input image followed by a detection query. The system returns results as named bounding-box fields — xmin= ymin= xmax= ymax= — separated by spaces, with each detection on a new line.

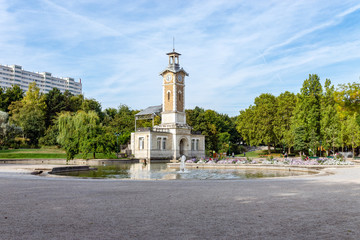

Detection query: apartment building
xmin=0 ymin=64 xmax=82 ymax=95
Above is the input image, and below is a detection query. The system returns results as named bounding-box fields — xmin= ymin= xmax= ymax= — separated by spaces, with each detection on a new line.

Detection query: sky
xmin=1 ymin=0 xmax=360 ymax=116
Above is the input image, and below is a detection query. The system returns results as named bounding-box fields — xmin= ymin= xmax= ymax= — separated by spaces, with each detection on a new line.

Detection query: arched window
xmin=167 ymin=91 xmax=171 ymax=101
xmin=178 ymin=91 xmax=182 ymax=102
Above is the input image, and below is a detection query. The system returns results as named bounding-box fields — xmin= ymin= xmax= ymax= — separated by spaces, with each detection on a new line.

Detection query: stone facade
xmin=131 ymin=50 xmax=205 ymax=161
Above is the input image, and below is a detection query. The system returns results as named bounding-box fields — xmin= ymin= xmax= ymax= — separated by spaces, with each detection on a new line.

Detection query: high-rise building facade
xmin=0 ymin=64 xmax=82 ymax=95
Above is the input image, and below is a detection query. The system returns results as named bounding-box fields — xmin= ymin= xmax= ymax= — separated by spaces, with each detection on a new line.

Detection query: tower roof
xmin=135 ymin=105 xmax=162 ymax=117
xmin=166 ymin=51 xmax=181 ymax=56
xmin=160 ymin=50 xmax=189 ymax=76
xmin=159 ymin=67 xmax=189 ymax=76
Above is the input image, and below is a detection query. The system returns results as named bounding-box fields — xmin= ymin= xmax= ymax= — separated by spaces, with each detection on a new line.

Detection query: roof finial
xmin=173 ymin=37 xmax=175 ymax=52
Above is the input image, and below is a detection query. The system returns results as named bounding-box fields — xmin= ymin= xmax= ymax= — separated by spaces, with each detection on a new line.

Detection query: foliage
xmin=0 ymin=85 xmax=24 ymax=112
xmin=44 ymin=88 xmax=66 ymax=128
xmin=334 ymin=82 xmax=360 ymax=118
xmin=273 ymin=91 xmax=297 ymax=153
xmin=8 ymin=83 xmax=46 ymax=146
xmin=0 ymin=111 xmax=22 ymax=147
xmin=292 ymin=74 xmax=322 ymax=154
xmin=253 ymin=93 xmax=277 ymax=154
xmin=186 ymin=107 xmax=240 ymax=153
xmin=236 ymin=93 xmax=276 ymax=154
xmin=236 ymin=106 xmax=256 ymax=146
xmin=320 ymin=79 xmax=340 ymax=155
xmin=39 ymin=124 xmax=59 ymax=146
xmin=57 ymin=111 xmax=112 ymax=160
xmin=345 ymin=113 xmax=360 ymax=157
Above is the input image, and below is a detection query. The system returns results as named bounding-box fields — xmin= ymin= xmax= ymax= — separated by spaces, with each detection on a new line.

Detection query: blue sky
xmin=1 ymin=0 xmax=360 ymax=116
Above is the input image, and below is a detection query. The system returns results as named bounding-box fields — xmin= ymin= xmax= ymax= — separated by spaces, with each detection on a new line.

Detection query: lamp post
xmin=114 ymin=132 xmax=121 ymax=158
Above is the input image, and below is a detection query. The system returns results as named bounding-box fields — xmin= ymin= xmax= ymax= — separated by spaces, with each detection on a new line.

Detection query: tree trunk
xmin=353 ymin=142 xmax=355 ymax=159
xmin=93 ymin=152 xmax=96 ymax=159
xmin=268 ymin=144 xmax=271 ymax=155
xmin=288 ymin=147 xmax=291 ymax=154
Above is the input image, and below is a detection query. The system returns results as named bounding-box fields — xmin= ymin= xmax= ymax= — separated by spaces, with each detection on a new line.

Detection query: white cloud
xmin=1 ymin=0 xmax=360 ymax=116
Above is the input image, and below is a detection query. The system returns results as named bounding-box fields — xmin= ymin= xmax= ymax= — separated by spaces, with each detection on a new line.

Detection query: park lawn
xmin=0 ymin=153 xmax=67 ymax=159
xmin=0 ymin=148 xmax=121 ymax=159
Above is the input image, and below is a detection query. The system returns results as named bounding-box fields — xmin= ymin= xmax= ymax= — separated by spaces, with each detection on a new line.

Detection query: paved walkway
xmin=1 ymin=165 xmax=360 ymax=239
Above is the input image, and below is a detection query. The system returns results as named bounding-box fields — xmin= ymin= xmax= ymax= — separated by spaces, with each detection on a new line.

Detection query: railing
xmin=153 ymin=128 xmax=170 ymax=133
xmin=136 ymin=127 xmax=170 ymax=133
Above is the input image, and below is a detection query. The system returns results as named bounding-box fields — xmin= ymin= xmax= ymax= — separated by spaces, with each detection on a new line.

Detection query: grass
xmin=0 ymin=148 xmax=123 ymax=159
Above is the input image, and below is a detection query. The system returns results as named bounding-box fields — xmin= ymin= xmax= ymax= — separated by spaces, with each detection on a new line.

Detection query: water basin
xmin=54 ymin=163 xmax=315 ymax=180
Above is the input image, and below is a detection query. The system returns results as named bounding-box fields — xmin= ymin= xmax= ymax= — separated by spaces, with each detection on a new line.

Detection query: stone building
xmin=130 ymin=50 xmax=205 ymax=161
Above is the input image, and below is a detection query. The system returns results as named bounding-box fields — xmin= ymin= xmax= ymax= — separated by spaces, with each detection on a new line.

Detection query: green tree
xmin=320 ymin=79 xmax=340 ymax=156
xmin=58 ymin=111 xmax=111 ymax=160
xmin=186 ymin=107 xmax=238 ymax=154
xmin=0 ymin=111 xmax=22 ymax=147
xmin=334 ymin=82 xmax=360 ymax=118
xmin=8 ymin=83 xmax=46 ymax=146
xmin=292 ymin=74 xmax=322 ymax=155
xmin=294 ymin=126 xmax=307 ymax=155
xmin=274 ymin=91 xmax=297 ymax=153
xmin=0 ymin=85 xmax=24 ymax=112
xmin=253 ymin=93 xmax=276 ymax=154
xmin=82 ymin=98 xmax=104 ymax=120
xmin=236 ymin=106 xmax=256 ymax=146
xmin=44 ymin=88 xmax=65 ymax=128
xmin=102 ymin=104 xmax=137 ymax=152
xmin=345 ymin=113 xmax=360 ymax=157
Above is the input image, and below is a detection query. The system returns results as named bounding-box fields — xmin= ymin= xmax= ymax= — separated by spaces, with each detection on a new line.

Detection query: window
xmin=139 ymin=137 xmax=144 ymax=150
xmin=157 ymin=138 xmax=161 ymax=150
xmin=157 ymin=137 xmax=167 ymax=150
xmin=167 ymin=91 xmax=171 ymax=101
xmin=191 ymin=139 xmax=199 ymax=151
xmin=162 ymin=138 xmax=166 ymax=150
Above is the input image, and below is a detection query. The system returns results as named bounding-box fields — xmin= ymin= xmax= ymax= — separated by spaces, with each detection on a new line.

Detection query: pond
xmin=54 ymin=163 xmax=315 ymax=180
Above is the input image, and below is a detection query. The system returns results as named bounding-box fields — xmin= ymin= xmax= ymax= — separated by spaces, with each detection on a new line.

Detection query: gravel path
xmin=1 ymin=166 xmax=360 ymax=239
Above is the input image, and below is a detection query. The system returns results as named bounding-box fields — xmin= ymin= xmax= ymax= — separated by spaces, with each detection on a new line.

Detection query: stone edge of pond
xmin=167 ymin=163 xmax=356 ymax=173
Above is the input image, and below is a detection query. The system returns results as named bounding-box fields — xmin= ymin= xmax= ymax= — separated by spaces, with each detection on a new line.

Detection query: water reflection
xmin=55 ymin=163 xmax=314 ymax=180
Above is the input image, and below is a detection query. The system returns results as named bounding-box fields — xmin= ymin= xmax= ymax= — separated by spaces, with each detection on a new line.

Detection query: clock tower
xmin=160 ymin=50 xmax=189 ymax=125
xmin=131 ymin=49 xmax=205 ymax=161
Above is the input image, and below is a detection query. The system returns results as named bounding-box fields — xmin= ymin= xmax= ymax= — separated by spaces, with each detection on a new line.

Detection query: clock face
xmin=177 ymin=75 xmax=183 ymax=82
xmin=166 ymin=74 xmax=172 ymax=82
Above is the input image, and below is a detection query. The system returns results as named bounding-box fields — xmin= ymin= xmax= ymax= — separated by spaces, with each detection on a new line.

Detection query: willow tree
xmin=58 ymin=111 xmax=112 ymax=160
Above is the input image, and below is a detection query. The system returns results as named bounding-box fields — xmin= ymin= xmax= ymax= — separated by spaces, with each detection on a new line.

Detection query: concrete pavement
xmin=0 ymin=166 xmax=360 ymax=239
